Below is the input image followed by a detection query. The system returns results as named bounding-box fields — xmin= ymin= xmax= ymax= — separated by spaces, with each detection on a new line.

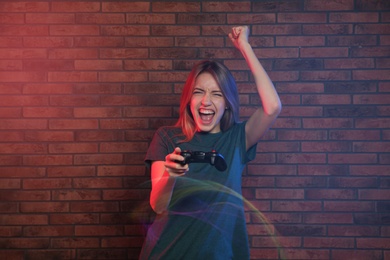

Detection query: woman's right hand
xmin=164 ymin=147 xmax=189 ymax=176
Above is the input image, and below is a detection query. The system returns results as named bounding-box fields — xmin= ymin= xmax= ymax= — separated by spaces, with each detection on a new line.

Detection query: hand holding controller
xmin=176 ymin=150 xmax=227 ymax=172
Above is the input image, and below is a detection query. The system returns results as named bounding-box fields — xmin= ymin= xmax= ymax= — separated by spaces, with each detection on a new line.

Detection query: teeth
xmin=199 ymin=109 xmax=214 ymax=115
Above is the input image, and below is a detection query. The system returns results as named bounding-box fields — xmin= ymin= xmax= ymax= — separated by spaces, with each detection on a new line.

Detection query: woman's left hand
xmin=228 ymin=26 xmax=250 ymax=50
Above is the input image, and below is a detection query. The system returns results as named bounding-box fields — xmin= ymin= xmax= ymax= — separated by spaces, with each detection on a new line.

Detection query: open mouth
xmin=199 ymin=108 xmax=215 ymax=123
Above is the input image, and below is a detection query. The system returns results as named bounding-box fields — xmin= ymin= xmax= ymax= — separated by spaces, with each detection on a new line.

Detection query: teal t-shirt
xmin=140 ymin=122 xmax=257 ymax=260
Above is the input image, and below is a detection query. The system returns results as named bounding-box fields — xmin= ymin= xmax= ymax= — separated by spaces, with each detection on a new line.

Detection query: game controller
xmin=176 ymin=150 xmax=227 ymax=172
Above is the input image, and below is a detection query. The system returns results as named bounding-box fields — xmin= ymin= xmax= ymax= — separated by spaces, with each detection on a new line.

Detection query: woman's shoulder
xmin=225 ymin=121 xmax=246 ymax=134
xmin=154 ymin=125 xmax=185 ymax=142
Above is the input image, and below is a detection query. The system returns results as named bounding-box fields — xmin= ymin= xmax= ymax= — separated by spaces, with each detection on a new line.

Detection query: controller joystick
xmin=176 ymin=150 xmax=227 ymax=172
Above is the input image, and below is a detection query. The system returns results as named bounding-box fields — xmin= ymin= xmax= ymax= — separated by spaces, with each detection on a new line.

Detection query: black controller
xmin=176 ymin=150 xmax=227 ymax=172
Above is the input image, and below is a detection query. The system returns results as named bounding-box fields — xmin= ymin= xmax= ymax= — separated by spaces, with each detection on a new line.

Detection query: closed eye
xmin=192 ymin=88 xmax=204 ymax=95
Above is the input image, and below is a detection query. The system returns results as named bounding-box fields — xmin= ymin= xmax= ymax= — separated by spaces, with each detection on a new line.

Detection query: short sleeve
xmin=241 ymin=121 xmax=257 ymax=164
xmin=144 ymin=128 xmax=170 ymax=170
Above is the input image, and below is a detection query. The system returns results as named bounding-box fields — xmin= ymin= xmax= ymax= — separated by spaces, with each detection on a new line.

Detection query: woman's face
xmin=190 ymin=72 xmax=226 ymax=133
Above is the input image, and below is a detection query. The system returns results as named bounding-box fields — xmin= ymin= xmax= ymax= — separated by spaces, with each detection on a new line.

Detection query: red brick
xmin=75 ymin=225 xmax=123 ymax=236
xmin=51 ymin=237 xmax=100 ymax=248
xmin=255 ymin=25 xmax=301 ymax=35
xmin=26 ymin=13 xmax=75 ymax=24
xmin=253 ymin=236 xmax=301 ymax=248
xmin=48 ymin=72 xmax=98 ymax=82
xmin=23 ymin=155 xmax=73 ymax=166
xmin=303 ymin=24 xmax=352 ymax=35
xmin=26 ymin=250 xmax=75 ymax=260
xmin=73 ymin=177 xmax=122 ymax=189
xmin=51 ymin=2 xmax=100 ymax=12
xmin=328 ymin=153 xmax=377 ymax=164
xmin=74 ymin=36 xmax=124 ymax=47
xmin=0 ymin=71 xmax=46 ymax=82
xmin=324 ymin=201 xmax=375 ymax=212
xmin=204 ymin=2 xmax=251 ymax=12
xmin=99 ymin=119 xmax=149 ymax=129
xmin=99 ymin=71 xmax=147 ymax=82
xmin=101 ymin=25 xmax=150 ymax=36
xmin=101 ymin=236 xmax=144 ymax=248
xmin=304 ymin=237 xmax=354 ymax=248
xmin=128 ymin=13 xmax=175 ymax=24
xmin=47 ymin=166 xmax=96 ymax=177
xmin=24 ymin=36 xmax=73 ymax=48
xmin=72 ymin=83 xmax=121 ymax=94
xmin=23 ymin=107 xmax=73 ymax=118
xmin=280 ymin=248 xmax=330 ymax=260
xmin=97 ymin=166 xmax=145 ymax=177
xmin=325 ymin=58 xmax=375 ymax=69
xmin=278 ymin=13 xmax=327 ymax=23
xmin=24 ymin=226 xmax=74 ymax=237
xmin=25 ymin=131 xmax=74 ymax=142
xmin=0 ymin=178 xmax=20 ymax=189
xmin=356 ymin=238 xmax=390 ymax=249
xmin=298 ymin=165 xmax=349 ymax=176
xmin=303 ymin=213 xmax=353 ymax=224
xmin=0 ymin=25 xmax=48 ymax=36
xmin=102 ymin=2 xmax=149 ymax=12
xmin=0 ymin=131 xmax=24 ymax=142
xmin=275 ymin=177 xmax=327 ymax=188
xmin=49 ymin=119 xmax=99 ymax=130
xmin=23 ymin=83 xmax=73 ymax=94
xmin=354 ymin=94 xmax=390 ymax=104
xmin=0 ymin=214 xmax=48 ymax=225
xmin=227 ymin=13 xmax=275 ymax=25
xmin=20 ymin=202 xmax=69 ymax=213
xmin=277 ymin=153 xmax=326 ymax=164
xmin=1 ymin=14 xmax=24 ymax=25
xmin=23 ymin=178 xmax=72 ymax=189
xmin=52 ymin=190 xmax=101 ymax=201
xmin=75 ymin=130 xmax=123 ymax=142
xmin=303 ymin=118 xmax=353 ymax=128
xmin=353 ymin=142 xmax=390 ymax=153
xmin=328 ymin=225 xmax=380 ymax=236
xmin=329 ymin=12 xmax=379 ymax=23
xmin=75 ymin=60 xmax=123 ymax=71
xmin=248 ymin=165 xmax=297 ymax=176
xmin=272 ymin=201 xmax=322 ymax=212
xmin=74 ymin=107 xmax=121 ymax=118
xmin=100 ymin=48 xmax=148 ymax=59
xmin=124 ymin=60 xmax=172 ymax=70
xmin=0 ymin=238 xmax=49 ymax=249
xmin=329 ymin=130 xmax=380 ymax=140
xmin=151 ymin=25 xmax=200 ymax=36
xmin=307 ymin=0 xmax=354 ymax=10
xmin=329 ymin=177 xmax=377 ymax=188
xmin=255 ymin=189 xmax=304 ymax=199
xmin=359 ymin=189 xmax=390 ymax=200
xmin=0 ymin=143 xmax=46 ymax=154
xmin=152 ymin=2 xmax=200 ymax=12
xmin=332 ymin=250 xmax=383 ymax=260
xmin=70 ymin=201 xmax=119 ymax=212
xmin=328 ymin=35 xmax=377 ymax=46
xmin=74 ymin=154 xmax=123 ymax=165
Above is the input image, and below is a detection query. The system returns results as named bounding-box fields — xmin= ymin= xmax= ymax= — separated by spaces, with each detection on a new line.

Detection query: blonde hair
xmin=175 ymin=60 xmax=240 ymax=142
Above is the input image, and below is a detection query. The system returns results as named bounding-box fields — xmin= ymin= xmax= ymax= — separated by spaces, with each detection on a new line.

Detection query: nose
xmin=201 ymin=92 xmax=212 ymax=105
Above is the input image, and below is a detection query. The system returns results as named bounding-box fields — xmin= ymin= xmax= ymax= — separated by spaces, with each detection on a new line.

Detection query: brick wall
xmin=0 ymin=1 xmax=389 ymax=259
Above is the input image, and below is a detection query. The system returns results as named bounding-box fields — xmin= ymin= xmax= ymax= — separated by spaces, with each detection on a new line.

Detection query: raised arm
xmin=229 ymin=26 xmax=282 ymax=150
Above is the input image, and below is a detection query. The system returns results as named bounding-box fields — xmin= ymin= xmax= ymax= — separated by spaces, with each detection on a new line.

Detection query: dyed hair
xmin=175 ymin=60 xmax=240 ymax=142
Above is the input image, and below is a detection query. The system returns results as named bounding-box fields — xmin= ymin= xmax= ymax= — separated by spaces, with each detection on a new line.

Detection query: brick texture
xmin=0 ymin=1 xmax=389 ymax=259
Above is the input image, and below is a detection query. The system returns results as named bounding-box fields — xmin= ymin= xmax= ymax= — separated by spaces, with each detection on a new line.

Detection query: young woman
xmin=139 ymin=26 xmax=281 ymax=259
